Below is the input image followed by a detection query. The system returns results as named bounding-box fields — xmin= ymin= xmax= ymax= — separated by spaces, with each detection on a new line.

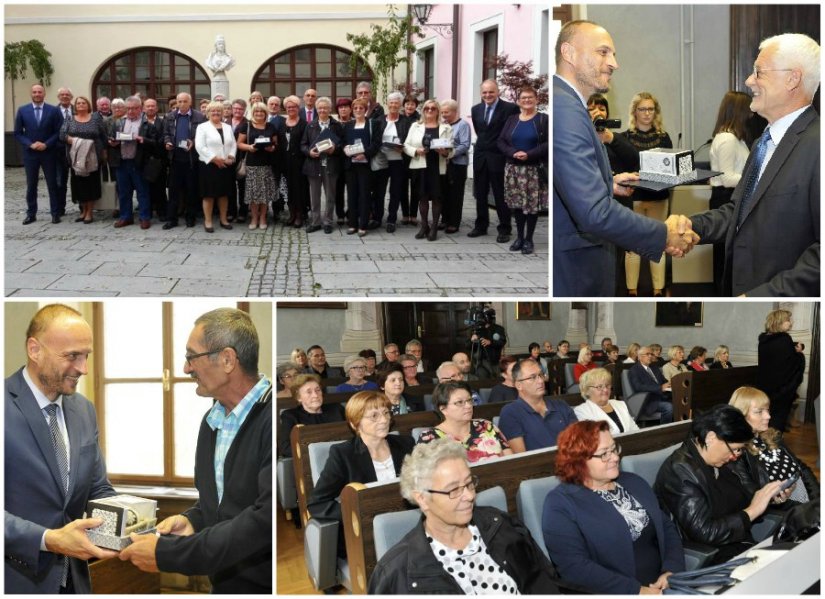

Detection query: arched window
xmin=252 ymin=44 xmax=373 ymax=105
xmin=92 ymin=47 xmax=210 ymax=113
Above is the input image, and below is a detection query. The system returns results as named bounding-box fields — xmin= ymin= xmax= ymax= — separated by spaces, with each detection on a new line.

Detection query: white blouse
xmin=709 ymin=131 xmax=749 ymax=188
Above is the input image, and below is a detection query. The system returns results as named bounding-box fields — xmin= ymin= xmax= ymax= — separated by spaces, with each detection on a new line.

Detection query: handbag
xmin=97 ymin=164 xmax=118 ymax=210
xmin=142 ymin=155 xmax=163 ymax=184
xmin=235 ymin=122 xmax=251 ymax=180
xmin=773 ymin=498 xmax=820 ymax=544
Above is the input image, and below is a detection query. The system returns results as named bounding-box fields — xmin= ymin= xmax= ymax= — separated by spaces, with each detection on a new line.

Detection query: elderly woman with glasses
xmin=369 ymin=439 xmax=559 ymax=594
xmin=543 ymin=421 xmax=684 ymax=594
xmin=276 ymin=361 xmax=301 ymax=399
xmin=654 ymin=405 xmax=786 ymax=564
xmin=335 ymin=355 xmax=379 ymax=393
xmin=573 ymin=368 xmax=639 ymax=436
xmin=416 ymin=382 xmax=511 ymax=463
xmin=308 ymin=391 xmax=415 ymax=558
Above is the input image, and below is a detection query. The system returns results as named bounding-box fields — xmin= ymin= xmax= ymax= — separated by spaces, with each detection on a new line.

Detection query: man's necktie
xmin=736 ymin=127 xmax=772 ymax=230
xmin=35 ymin=105 xmax=42 ymax=125
xmin=484 ymin=103 xmax=492 ymax=125
xmin=45 ymin=403 xmax=70 ymax=586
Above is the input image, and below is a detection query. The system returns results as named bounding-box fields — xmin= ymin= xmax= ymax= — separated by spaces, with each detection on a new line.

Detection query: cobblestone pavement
xmin=5 ymin=167 xmax=548 ymax=297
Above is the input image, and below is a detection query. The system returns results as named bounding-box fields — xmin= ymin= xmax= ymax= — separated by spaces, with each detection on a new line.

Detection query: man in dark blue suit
xmin=553 ymin=21 xmax=698 ymax=296
xmin=468 ymin=80 xmax=520 ymax=242
xmin=688 ymin=33 xmax=820 ymax=296
xmin=14 ymin=84 xmax=63 ymax=224
xmin=627 ymin=345 xmax=673 ymax=423
xmin=5 ymin=304 xmax=117 ymax=593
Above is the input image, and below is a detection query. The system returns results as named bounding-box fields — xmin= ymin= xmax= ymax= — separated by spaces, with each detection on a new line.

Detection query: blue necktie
xmin=484 ymin=103 xmax=492 ymax=125
xmin=45 ymin=404 xmax=70 ymax=586
xmin=736 ymin=127 xmax=772 ymax=230
xmin=34 ymin=105 xmax=42 ymax=124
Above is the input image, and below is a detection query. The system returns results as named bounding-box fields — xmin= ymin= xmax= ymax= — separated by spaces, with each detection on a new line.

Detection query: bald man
xmin=5 ymin=304 xmax=117 ymax=593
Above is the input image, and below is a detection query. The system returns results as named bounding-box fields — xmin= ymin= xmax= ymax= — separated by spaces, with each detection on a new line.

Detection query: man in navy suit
xmin=627 ymin=346 xmax=673 ymax=423
xmin=688 ymin=33 xmax=820 ymax=296
xmin=5 ymin=304 xmax=117 ymax=593
xmin=299 ymin=88 xmax=319 ymax=123
xmin=14 ymin=84 xmax=63 ymax=224
xmin=468 ymin=80 xmax=520 ymax=242
xmin=553 ymin=21 xmax=697 ymax=296
xmin=55 ymin=87 xmax=75 ymax=217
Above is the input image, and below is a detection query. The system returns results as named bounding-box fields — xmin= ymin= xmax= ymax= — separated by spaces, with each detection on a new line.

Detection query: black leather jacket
xmin=368 ymin=506 xmax=559 ymax=594
xmin=654 ymin=439 xmax=757 ymax=546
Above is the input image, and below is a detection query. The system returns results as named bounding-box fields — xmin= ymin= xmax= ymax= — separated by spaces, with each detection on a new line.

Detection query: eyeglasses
xmin=428 ymin=475 xmax=479 ymax=499
xmin=184 ymin=349 xmax=222 ymax=366
xmin=363 ymin=410 xmax=391 ymax=422
xmin=423 ymin=106 xmax=437 ymax=112
xmin=590 ymin=384 xmax=611 ymax=391
xmin=281 ymin=372 xmax=297 ymax=380
xmin=724 ymin=440 xmax=744 ymax=458
xmin=591 ymin=444 xmax=622 ymax=461
xmin=439 ymin=374 xmax=462 ymax=382
xmin=752 ymin=66 xmax=793 ymax=79
xmin=448 ymin=398 xmax=473 ymax=408
xmin=635 ymin=107 xmax=656 ymax=113
xmin=402 ymin=365 xmax=418 ymax=370
xmin=349 ymin=365 xmax=366 ymax=371
xmin=517 ymin=373 xmax=543 ymax=383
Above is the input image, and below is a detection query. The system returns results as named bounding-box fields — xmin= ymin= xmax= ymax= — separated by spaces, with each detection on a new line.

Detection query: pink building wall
xmin=416 ymin=4 xmax=548 ymax=122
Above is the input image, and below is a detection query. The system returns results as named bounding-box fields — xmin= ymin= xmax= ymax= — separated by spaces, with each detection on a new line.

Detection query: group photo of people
xmin=276 ymin=300 xmax=820 ymax=594
xmin=553 ymin=4 xmax=819 ymax=298
xmin=5 ymin=3 xmax=549 ymax=297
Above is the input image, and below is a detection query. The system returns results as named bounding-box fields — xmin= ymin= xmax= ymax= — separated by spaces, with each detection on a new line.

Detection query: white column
xmin=566 ymin=305 xmax=588 ymax=346
xmin=340 ymin=303 xmax=382 ymax=355
xmin=593 ymin=302 xmax=617 ymax=347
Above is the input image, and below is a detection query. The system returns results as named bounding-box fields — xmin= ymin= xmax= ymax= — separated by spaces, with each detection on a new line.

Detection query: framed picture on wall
xmin=655 ymin=302 xmax=703 ymax=327
xmin=516 ymin=302 xmax=552 ymax=320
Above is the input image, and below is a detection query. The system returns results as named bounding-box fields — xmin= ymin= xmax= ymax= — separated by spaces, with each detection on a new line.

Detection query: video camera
xmin=594 ymin=118 xmax=622 ymax=132
xmin=465 ymin=305 xmax=496 ymax=336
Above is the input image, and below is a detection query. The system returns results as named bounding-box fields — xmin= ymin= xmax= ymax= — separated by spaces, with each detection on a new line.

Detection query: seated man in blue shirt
xmin=498 ymin=358 xmax=578 ymax=452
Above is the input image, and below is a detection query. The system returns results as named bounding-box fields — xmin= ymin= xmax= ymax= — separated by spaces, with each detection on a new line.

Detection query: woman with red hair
xmin=542 ymin=421 xmax=684 ymax=594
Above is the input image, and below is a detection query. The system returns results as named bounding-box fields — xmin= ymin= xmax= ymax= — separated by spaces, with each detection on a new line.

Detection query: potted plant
xmin=5 ymin=40 xmax=54 ymax=166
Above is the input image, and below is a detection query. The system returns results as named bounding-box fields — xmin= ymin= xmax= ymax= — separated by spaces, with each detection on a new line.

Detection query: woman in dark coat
xmin=278 ymin=95 xmax=309 ymax=228
xmin=757 ymin=309 xmax=806 ymax=432
xmin=308 ymin=391 xmax=415 ymax=558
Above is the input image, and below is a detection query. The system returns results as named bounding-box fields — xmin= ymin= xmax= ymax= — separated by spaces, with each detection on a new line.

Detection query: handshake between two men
xmin=613 ymin=172 xmax=700 ymax=258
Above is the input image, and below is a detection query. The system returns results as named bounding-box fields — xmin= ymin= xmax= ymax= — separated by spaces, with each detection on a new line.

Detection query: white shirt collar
xmin=765 ymin=105 xmax=810 ymax=146
xmin=554 ymin=74 xmax=588 ymax=109
xmin=22 ymin=366 xmax=64 ymax=412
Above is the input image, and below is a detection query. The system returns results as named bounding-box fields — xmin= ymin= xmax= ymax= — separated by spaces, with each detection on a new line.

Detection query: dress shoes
xmin=74 ymin=216 xmax=85 ymax=223
xmin=427 ymin=228 xmax=438 ymax=241
xmin=162 ymin=221 xmax=178 ymax=230
xmin=445 ymin=226 xmax=459 ymax=234
xmin=386 ymin=223 xmax=396 ymax=233
xmin=22 ymin=215 xmax=36 ymax=225
xmin=306 ymin=224 xmax=322 ymax=233
xmin=220 ymin=223 xmax=233 ymax=230
xmin=323 ymin=225 xmax=333 ymax=234
xmin=204 ymin=225 xmax=215 ymax=233
xmin=414 ymin=225 xmax=430 ymax=240
xmin=51 ymin=215 xmax=61 ymax=224
xmin=140 ymin=220 xmax=151 ymax=230
xmin=467 ymin=228 xmax=487 ymax=238
xmin=521 ymin=240 xmax=535 ymax=255
xmin=509 ymin=238 xmax=524 ymax=252
xmin=367 ymin=220 xmax=381 ymax=230
xmin=113 ymin=218 xmax=133 ymax=228
xmin=496 ymin=233 xmax=511 ymax=243
xmin=185 ymin=219 xmax=195 ymax=228
xmin=347 ymin=228 xmax=357 ymax=235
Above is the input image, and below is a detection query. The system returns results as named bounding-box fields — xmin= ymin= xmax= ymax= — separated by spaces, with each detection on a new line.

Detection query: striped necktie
xmin=45 ymin=403 xmax=70 ymax=586
xmin=736 ymin=127 xmax=772 ymax=230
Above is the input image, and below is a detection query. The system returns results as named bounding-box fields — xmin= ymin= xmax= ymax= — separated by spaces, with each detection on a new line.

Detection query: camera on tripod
xmin=465 ymin=305 xmax=496 ymax=336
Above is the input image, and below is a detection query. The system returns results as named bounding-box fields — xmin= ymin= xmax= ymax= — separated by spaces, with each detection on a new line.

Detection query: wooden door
xmin=383 ymin=303 xmax=473 ymax=370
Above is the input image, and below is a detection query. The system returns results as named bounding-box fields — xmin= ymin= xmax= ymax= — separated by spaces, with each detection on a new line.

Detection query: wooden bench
xmin=671 ymin=367 xmax=758 ymax=421
xmin=339 ymin=420 xmax=692 ymax=593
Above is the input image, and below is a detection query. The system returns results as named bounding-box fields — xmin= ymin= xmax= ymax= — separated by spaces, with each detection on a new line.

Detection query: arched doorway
xmin=252 ymin=44 xmax=373 ymax=105
xmin=92 ymin=47 xmax=210 ymax=113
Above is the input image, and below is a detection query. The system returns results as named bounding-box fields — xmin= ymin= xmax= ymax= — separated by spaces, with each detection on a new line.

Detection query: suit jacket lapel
xmin=10 ymin=370 xmax=67 ymax=500
xmin=740 ymin=108 xmax=813 ymax=226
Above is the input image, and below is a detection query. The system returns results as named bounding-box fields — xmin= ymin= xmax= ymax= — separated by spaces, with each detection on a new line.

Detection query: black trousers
xmin=472 ymin=162 xmax=510 ymax=234
xmin=167 ymin=161 xmax=198 ymax=223
xmin=709 ymin=186 xmax=735 ymax=296
xmin=445 ymin=163 xmax=468 ymax=228
xmin=346 ymin=164 xmax=372 ymax=229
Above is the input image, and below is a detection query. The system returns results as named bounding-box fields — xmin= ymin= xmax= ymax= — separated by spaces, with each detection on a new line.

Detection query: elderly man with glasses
xmin=627 ymin=345 xmax=674 ymax=423
xmin=120 ymin=308 xmax=272 ymax=593
xmin=498 ymin=358 xmax=578 ymax=453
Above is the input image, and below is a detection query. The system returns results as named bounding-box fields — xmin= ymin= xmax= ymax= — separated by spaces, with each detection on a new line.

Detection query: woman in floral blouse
xmin=417 ymin=381 xmax=512 ymax=462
